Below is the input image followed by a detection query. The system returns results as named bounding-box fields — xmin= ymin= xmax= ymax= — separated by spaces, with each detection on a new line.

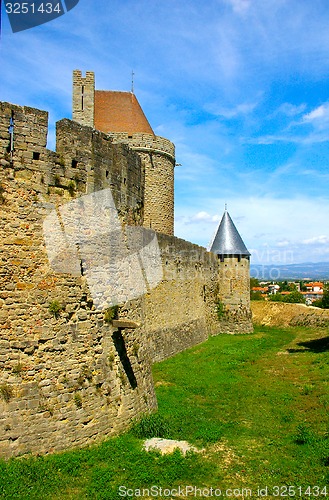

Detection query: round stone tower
xmin=72 ymin=71 xmax=175 ymax=236
xmin=109 ymin=133 xmax=175 ymax=236
xmin=210 ymin=209 xmax=253 ymax=333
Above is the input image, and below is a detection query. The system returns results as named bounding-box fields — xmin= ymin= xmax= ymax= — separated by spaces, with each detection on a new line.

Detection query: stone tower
xmin=210 ymin=209 xmax=252 ymax=333
xmin=72 ymin=70 xmax=95 ymax=127
xmin=72 ymin=70 xmax=175 ymax=236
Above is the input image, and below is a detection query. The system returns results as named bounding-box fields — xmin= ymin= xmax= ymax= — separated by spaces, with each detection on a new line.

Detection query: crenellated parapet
xmin=72 ymin=70 xmax=95 ymax=128
xmin=108 ymin=132 xmax=175 ymax=162
xmin=108 ymin=131 xmax=175 ymax=235
xmin=0 ymin=94 xmax=252 ymax=460
xmin=72 ymin=71 xmax=175 ymax=236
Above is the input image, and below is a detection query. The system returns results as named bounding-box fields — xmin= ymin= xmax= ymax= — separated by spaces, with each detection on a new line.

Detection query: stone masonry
xmin=72 ymin=70 xmax=175 ymax=236
xmin=0 ymin=97 xmax=252 ymax=459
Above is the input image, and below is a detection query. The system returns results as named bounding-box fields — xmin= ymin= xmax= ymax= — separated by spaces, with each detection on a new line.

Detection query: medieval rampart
xmin=0 ymin=101 xmax=253 ymax=459
xmin=108 ymin=131 xmax=175 ymax=236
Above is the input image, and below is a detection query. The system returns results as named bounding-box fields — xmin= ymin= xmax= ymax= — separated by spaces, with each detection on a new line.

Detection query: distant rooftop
xmin=210 ymin=210 xmax=250 ymax=257
xmin=94 ymin=91 xmax=154 ymax=136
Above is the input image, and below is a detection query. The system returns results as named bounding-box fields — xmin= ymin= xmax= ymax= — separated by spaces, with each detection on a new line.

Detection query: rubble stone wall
xmin=0 ymin=102 xmax=251 ymax=459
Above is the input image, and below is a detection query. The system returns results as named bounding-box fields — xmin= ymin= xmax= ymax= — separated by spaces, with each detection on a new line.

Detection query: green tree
xmin=250 ymin=277 xmax=264 ymax=300
xmin=250 ymin=290 xmax=264 ymax=301
xmin=278 ymin=281 xmax=289 ymax=292
xmin=321 ymin=284 xmax=329 ymax=309
xmin=282 ymin=291 xmax=305 ymax=304
xmin=250 ymin=277 xmax=260 ymax=288
xmin=268 ymin=293 xmax=283 ymax=302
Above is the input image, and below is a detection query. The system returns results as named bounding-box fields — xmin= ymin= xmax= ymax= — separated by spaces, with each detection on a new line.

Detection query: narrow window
xmin=81 ymin=85 xmax=84 ymax=111
xmin=72 ymin=159 xmax=78 ymax=168
xmin=33 ymin=152 xmax=40 ymax=160
xmin=7 ymin=111 xmax=15 ymax=155
xmin=106 ymin=171 xmax=109 ymax=178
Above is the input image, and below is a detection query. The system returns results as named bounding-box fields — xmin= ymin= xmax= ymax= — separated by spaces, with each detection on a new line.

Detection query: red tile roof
xmin=94 ymin=91 xmax=154 ymax=136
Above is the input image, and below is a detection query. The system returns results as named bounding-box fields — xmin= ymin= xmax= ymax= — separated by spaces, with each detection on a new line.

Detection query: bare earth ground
xmin=251 ymin=301 xmax=329 ymax=327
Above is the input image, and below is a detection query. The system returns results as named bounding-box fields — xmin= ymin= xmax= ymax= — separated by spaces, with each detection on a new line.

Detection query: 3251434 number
xmin=5 ymin=3 xmax=62 ymax=15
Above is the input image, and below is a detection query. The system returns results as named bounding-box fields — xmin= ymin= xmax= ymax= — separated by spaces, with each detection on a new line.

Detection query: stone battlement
xmin=0 ymin=98 xmax=252 ymax=459
xmin=108 ymin=132 xmax=175 ymax=160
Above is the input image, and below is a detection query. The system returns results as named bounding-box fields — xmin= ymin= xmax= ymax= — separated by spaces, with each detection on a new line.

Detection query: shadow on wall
xmin=112 ymin=331 xmax=138 ymax=389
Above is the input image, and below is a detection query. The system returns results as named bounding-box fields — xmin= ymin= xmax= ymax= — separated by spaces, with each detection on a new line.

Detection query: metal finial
xmin=225 ymin=203 xmax=227 ymax=211
xmin=131 ymin=70 xmax=135 ymax=93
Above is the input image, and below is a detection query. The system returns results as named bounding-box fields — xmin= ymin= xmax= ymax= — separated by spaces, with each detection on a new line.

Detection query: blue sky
xmin=1 ymin=0 xmax=329 ymax=264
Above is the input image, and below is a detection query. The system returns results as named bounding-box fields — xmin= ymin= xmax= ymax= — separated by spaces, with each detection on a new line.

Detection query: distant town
xmin=251 ymin=278 xmax=329 ymax=307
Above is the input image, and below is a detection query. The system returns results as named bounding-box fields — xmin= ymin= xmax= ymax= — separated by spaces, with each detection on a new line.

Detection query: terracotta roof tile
xmin=94 ymin=91 xmax=154 ymax=135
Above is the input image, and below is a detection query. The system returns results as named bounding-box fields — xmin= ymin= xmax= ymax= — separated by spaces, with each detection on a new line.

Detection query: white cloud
xmin=302 ymin=235 xmax=329 ymax=245
xmin=175 ymin=196 xmax=329 ymax=264
xmin=226 ymin=0 xmax=251 ymax=14
xmin=207 ymin=101 xmax=258 ymax=119
xmin=275 ymin=240 xmax=291 ymax=248
xmin=249 ymin=101 xmax=329 ymax=144
xmin=303 ymin=104 xmax=329 ymax=122
xmin=276 ymin=103 xmax=306 ymax=117
xmin=194 ymin=211 xmax=213 ymax=222
xmin=2 ymin=0 xmax=329 ymax=267
xmin=178 ymin=211 xmax=221 ymax=225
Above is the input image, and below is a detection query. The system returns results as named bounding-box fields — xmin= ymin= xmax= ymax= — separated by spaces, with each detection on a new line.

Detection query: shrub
xmin=282 ymin=291 xmax=305 ymax=304
xmin=131 ymin=413 xmax=171 ymax=439
xmin=132 ymin=342 xmax=140 ymax=357
xmin=108 ymin=351 xmax=115 ymax=369
xmin=67 ymin=180 xmax=76 ymax=197
xmin=104 ymin=305 xmax=119 ymax=323
xmin=216 ymin=300 xmax=225 ymax=319
xmin=250 ymin=291 xmax=264 ymax=301
xmin=268 ymin=293 xmax=283 ymax=302
xmin=54 ymin=174 xmax=61 ymax=186
xmin=0 ymin=184 xmax=6 ymax=204
xmin=0 ymin=384 xmax=13 ymax=403
xmin=48 ymin=300 xmax=64 ymax=319
xmin=74 ymin=392 xmax=82 ymax=408
xmin=12 ymin=363 xmax=24 ymax=375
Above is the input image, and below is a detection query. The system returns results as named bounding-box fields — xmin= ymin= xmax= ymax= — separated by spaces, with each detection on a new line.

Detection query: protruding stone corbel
xmin=112 ymin=320 xmax=140 ymax=329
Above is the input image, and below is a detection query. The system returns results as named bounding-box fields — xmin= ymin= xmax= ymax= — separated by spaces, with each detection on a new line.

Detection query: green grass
xmin=0 ymin=325 xmax=328 ymax=499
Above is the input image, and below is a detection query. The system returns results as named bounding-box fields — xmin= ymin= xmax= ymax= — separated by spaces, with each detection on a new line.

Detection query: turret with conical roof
xmin=210 ymin=208 xmax=252 ymax=334
xmin=210 ymin=209 xmax=250 ymax=259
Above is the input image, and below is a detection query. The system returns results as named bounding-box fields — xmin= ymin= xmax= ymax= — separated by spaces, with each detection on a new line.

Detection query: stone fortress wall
xmin=73 ymin=70 xmax=175 ymax=236
xmin=0 ymin=99 xmax=251 ymax=459
xmin=109 ymin=134 xmax=175 ymax=237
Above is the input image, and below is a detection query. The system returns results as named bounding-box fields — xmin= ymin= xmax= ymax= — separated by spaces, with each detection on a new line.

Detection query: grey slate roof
xmin=210 ymin=210 xmax=250 ymax=257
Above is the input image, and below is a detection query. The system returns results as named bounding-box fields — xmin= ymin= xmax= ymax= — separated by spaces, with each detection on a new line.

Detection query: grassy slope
xmin=0 ymin=325 xmax=328 ymax=499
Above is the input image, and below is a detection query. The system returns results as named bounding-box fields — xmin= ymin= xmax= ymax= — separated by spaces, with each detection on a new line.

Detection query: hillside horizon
xmin=250 ymin=261 xmax=329 ymax=281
